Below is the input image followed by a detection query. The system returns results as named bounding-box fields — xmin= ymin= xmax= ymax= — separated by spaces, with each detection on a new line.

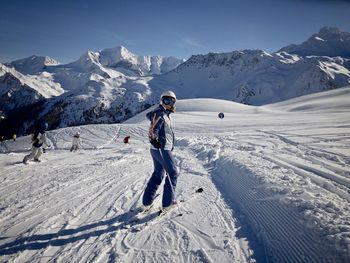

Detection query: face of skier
xmin=162 ymin=96 xmax=176 ymax=112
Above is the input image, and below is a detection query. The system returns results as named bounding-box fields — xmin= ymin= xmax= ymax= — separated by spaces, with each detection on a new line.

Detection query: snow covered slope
xmin=1 ymin=88 xmax=349 ymax=262
xmin=279 ymin=26 xmax=350 ymax=58
xmin=264 ymin=85 xmax=350 ymax=112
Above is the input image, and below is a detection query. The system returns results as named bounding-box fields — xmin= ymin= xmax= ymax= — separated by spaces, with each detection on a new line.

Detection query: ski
xmin=121 ymin=204 xmax=157 ymax=229
xmin=121 ymin=187 xmax=203 ymax=231
xmin=121 ymin=197 xmax=161 ymax=229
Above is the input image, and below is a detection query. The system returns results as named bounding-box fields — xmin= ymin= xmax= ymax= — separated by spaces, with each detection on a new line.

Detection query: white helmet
xmin=160 ymin=90 xmax=177 ymax=104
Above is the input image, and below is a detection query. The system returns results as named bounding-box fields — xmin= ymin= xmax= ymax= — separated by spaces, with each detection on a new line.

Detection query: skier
xmin=23 ymin=121 xmax=51 ymax=164
xmin=142 ymin=90 xmax=179 ymax=213
xmin=70 ymin=131 xmax=81 ymax=152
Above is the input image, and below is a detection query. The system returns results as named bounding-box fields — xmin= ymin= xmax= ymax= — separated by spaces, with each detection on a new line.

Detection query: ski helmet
xmin=160 ymin=90 xmax=177 ymax=106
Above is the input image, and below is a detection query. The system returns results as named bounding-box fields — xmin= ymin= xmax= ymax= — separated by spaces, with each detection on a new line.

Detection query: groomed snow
xmin=1 ymin=88 xmax=349 ymax=262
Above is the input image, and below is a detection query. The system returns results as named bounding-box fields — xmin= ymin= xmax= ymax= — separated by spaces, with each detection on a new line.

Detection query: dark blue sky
xmin=1 ymin=0 xmax=350 ymax=63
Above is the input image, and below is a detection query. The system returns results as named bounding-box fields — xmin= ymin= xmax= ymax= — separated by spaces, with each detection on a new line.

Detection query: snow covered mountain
xmin=0 ymin=47 xmax=182 ymax=136
xmin=9 ymin=46 xmax=184 ymax=78
xmin=1 ymin=27 xmax=350 ymax=138
xmin=151 ymin=50 xmax=350 ymax=104
xmin=279 ymin=26 xmax=350 ymax=58
xmin=0 ymin=63 xmax=64 ymax=112
xmin=7 ymin=55 xmax=60 ymax=75
xmin=99 ymin=46 xmax=185 ymax=76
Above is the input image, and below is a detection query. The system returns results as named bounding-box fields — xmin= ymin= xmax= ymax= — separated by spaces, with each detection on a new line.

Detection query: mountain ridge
xmin=278 ymin=26 xmax=350 ymax=58
xmin=1 ymin=27 xmax=350 ymax=138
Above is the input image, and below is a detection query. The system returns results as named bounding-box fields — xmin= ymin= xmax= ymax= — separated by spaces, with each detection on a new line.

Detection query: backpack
xmin=32 ymin=130 xmax=39 ymax=147
xmin=31 ymin=125 xmax=42 ymax=147
xmin=148 ymin=113 xmax=161 ymax=148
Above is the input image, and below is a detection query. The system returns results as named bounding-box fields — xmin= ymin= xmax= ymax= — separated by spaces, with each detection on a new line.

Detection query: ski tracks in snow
xmin=182 ymin=129 xmax=349 ymax=262
xmin=0 ymin=138 xmax=249 ymax=263
xmin=1 ymin=124 xmax=349 ymax=262
xmin=112 ymin=144 xmax=249 ymax=263
xmin=0 ymin=145 xmax=150 ymax=262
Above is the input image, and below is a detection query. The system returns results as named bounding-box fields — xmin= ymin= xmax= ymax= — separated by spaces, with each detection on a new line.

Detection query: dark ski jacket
xmin=32 ymin=131 xmax=49 ymax=148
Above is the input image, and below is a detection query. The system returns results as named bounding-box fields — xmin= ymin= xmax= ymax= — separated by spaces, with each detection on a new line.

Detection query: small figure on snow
xmin=142 ymin=91 xmax=179 ymax=213
xmin=123 ymin=136 xmax=130 ymax=144
xmin=23 ymin=121 xmax=51 ymax=164
xmin=218 ymin=112 xmax=224 ymax=119
xmin=70 ymin=132 xmax=81 ymax=152
xmin=12 ymin=134 xmax=17 ymax=141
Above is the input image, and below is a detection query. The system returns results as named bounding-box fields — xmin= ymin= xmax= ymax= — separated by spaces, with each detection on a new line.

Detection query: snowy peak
xmin=7 ymin=55 xmax=59 ymax=75
xmin=98 ymin=45 xmax=184 ymax=76
xmin=69 ymin=51 xmax=102 ymax=71
xmin=7 ymin=46 xmax=184 ymax=78
xmin=279 ymin=26 xmax=350 ymax=58
xmin=317 ymin=26 xmax=343 ymax=39
xmin=99 ymin=46 xmax=138 ymax=67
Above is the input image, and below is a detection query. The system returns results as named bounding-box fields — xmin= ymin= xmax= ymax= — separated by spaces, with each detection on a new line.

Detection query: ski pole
xmin=166 ymin=173 xmax=183 ymax=216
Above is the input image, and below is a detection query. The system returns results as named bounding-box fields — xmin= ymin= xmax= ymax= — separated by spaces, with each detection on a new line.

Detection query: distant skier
xmin=142 ymin=91 xmax=179 ymax=213
xmin=12 ymin=134 xmax=17 ymax=141
xmin=70 ymin=132 xmax=81 ymax=152
xmin=23 ymin=121 xmax=51 ymax=164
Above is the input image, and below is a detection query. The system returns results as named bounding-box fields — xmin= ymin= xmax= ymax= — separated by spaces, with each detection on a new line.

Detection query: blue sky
xmin=1 ymin=0 xmax=350 ymax=63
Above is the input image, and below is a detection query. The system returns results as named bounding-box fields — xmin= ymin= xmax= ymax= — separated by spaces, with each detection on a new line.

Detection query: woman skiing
xmin=142 ymin=91 xmax=179 ymax=213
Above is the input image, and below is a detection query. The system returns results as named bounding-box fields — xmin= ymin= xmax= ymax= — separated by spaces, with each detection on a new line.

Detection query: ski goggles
xmin=162 ymin=96 xmax=176 ymax=106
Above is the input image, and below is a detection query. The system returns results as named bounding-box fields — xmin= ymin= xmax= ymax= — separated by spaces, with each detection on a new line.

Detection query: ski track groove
xmin=190 ymin=134 xmax=342 ymax=263
xmin=265 ymin=155 xmax=350 ymax=202
xmin=114 ymin=152 xmax=241 ymax=262
xmin=0 ymin=145 xmax=155 ymax=262
xmin=42 ymin=157 xmax=149 ymax=262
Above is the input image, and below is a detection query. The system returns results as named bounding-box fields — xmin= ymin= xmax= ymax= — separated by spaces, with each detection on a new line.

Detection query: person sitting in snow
xmin=142 ymin=90 xmax=179 ymax=213
xmin=23 ymin=121 xmax=51 ymax=164
xmin=70 ymin=132 xmax=81 ymax=152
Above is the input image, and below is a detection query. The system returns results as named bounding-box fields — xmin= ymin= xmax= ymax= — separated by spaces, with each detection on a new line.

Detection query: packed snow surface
xmin=1 ymin=87 xmax=350 ymax=262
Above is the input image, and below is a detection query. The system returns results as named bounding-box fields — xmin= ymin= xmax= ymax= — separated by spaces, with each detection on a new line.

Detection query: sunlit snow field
xmin=1 ymin=87 xmax=349 ymax=262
